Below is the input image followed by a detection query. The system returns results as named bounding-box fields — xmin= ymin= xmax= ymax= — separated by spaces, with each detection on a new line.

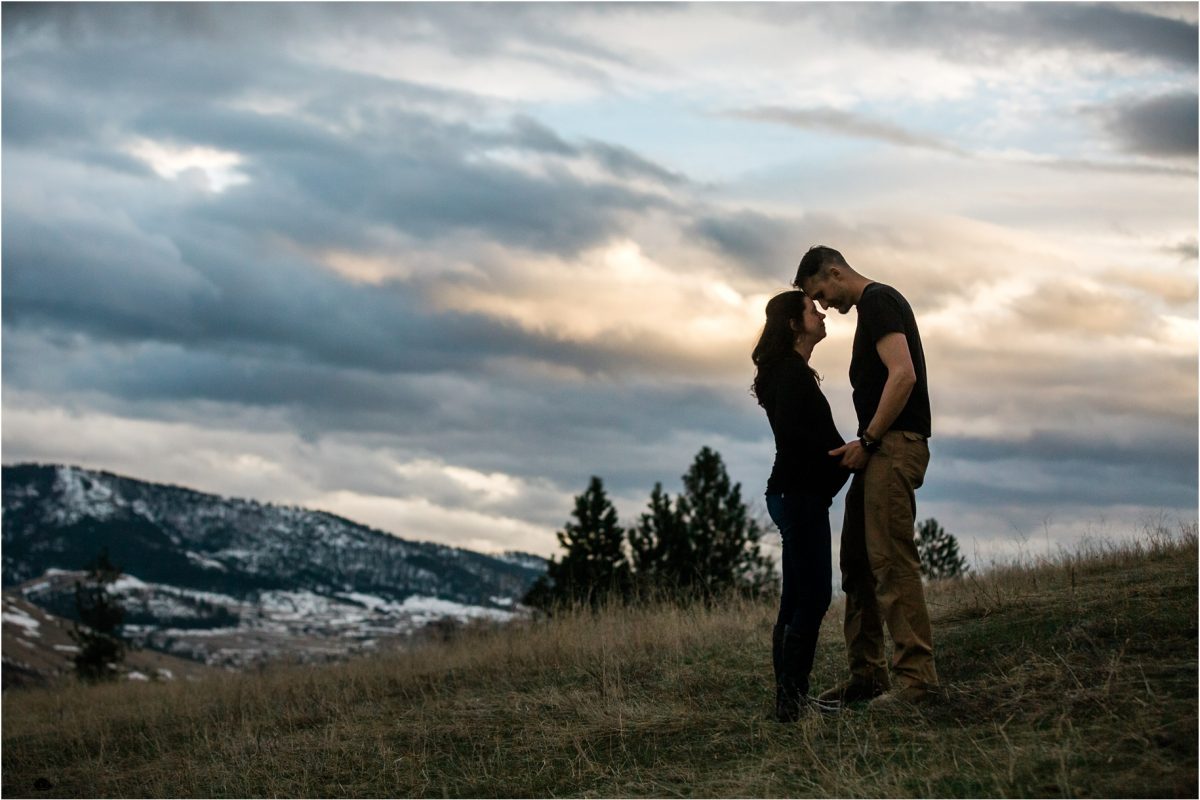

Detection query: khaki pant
xmin=839 ymin=430 xmax=938 ymax=689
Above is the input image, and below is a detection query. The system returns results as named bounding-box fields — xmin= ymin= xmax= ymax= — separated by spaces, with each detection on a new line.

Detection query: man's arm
xmin=830 ymin=332 xmax=916 ymax=469
xmin=864 ymin=332 xmax=916 ymax=440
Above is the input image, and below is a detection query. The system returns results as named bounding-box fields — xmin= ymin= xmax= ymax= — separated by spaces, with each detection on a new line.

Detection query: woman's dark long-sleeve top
xmin=760 ymin=354 xmax=851 ymax=501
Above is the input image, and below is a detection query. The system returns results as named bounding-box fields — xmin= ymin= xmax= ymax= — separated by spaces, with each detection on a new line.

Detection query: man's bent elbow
xmin=890 ymin=368 xmax=917 ymax=390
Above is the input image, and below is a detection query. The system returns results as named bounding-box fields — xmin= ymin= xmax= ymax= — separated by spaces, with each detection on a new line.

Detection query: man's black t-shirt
xmin=760 ymin=354 xmax=851 ymax=500
xmin=851 ymin=283 xmax=932 ymax=438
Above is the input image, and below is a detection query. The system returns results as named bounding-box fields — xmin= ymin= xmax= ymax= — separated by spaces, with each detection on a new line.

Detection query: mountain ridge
xmin=2 ymin=462 xmax=547 ymax=670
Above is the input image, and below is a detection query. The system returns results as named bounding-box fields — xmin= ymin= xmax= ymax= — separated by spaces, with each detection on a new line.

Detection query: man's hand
xmin=830 ymin=440 xmax=870 ymax=470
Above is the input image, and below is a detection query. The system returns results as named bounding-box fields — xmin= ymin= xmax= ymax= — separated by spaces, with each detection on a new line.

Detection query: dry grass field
xmin=3 ymin=523 xmax=1196 ymax=798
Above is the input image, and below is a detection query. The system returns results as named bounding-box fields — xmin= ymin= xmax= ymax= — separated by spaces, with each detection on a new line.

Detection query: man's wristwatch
xmin=859 ymin=433 xmax=882 ymax=454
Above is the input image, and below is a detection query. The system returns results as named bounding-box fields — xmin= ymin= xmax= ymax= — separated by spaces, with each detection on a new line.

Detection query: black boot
xmin=776 ymin=625 xmax=812 ymax=722
xmin=771 ymin=623 xmax=787 ymax=720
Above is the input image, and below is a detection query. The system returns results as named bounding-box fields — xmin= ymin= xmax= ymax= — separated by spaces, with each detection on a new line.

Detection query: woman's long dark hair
xmin=751 ymin=290 xmax=818 ymax=407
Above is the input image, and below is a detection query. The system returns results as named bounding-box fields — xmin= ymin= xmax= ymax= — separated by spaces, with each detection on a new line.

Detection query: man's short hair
xmin=793 ymin=245 xmax=849 ymax=287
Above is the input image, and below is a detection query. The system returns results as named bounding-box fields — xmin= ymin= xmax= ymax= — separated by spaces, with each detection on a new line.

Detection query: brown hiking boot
xmin=868 ymin=684 xmax=942 ymax=709
xmin=817 ymin=676 xmax=889 ymax=705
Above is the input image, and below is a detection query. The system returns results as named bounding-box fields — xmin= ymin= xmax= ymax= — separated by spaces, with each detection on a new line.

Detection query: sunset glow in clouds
xmin=3 ymin=2 xmax=1196 ymax=564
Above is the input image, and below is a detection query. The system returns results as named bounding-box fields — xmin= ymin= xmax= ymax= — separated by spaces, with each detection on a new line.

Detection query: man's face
xmin=800 ymin=269 xmax=853 ymax=314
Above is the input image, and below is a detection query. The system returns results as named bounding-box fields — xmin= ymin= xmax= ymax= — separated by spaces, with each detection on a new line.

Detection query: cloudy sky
xmin=3 ymin=2 xmax=1197 ymax=565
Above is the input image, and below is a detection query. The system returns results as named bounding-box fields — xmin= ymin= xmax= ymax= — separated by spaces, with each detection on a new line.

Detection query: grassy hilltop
xmin=3 ymin=525 xmax=1197 ymax=798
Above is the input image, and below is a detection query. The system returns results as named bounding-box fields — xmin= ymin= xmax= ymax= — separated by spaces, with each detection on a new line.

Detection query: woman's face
xmin=798 ymin=295 xmax=827 ymax=344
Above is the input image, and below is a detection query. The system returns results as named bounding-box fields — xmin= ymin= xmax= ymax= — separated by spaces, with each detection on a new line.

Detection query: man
xmin=793 ymin=245 xmax=939 ymax=707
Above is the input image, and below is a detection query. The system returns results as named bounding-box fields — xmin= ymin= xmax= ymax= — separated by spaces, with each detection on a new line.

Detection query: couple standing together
xmin=752 ymin=245 xmax=938 ymax=722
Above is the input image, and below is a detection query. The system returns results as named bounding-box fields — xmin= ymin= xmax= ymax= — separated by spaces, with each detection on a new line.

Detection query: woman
xmin=752 ymin=290 xmax=850 ymax=721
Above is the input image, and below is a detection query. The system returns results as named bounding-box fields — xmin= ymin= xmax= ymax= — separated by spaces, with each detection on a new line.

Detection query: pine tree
xmin=915 ymin=518 xmax=970 ymax=579
xmin=524 ymin=476 xmax=631 ymax=610
xmin=70 ymin=548 xmax=127 ymax=682
xmin=627 ymin=482 xmax=689 ymax=598
xmin=674 ymin=447 xmax=777 ymax=599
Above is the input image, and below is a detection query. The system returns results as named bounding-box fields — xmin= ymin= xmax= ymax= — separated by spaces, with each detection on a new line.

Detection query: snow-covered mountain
xmin=2 ymin=589 xmax=212 ymax=689
xmin=2 ymin=464 xmax=547 ymax=668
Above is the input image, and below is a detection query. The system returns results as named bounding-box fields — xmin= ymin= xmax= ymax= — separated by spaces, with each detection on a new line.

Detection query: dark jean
xmin=767 ymin=492 xmax=833 ymax=679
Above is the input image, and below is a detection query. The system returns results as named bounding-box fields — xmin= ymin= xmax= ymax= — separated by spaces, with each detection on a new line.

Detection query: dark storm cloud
xmin=1 ymin=200 xmax=632 ymax=379
xmin=2 ymin=6 xmax=689 ymax=373
xmin=687 ymin=209 xmax=801 ymax=280
xmin=1 ymin=2 xmax=231 ymax=43
xmin=3 ymin=128 xmax=663 ymax=379
xmin=763 ymin=2 xmax=1199 ymax=69
xmin=2 ymin=332 xmax=438 ymax=423
xmin=926 ymin=433 xmax=1197 ymax=510
xmin=980 ymin=2 xmax=1197 ymax=67
xmin=15 ymin=47 xmax=674 ymax=255
xmin=510 ymin=115 xmax=577 ymax=156
xmin=581 ymin=140 xmax=687 ymax=186
xmin=688 ymin=208 xmax=930 ymax=286
xmin=728 ymin=105 xmax=1195 ymax=176
xmin=2 ymin=325 xmax=759 ymax=505
xmin=5 ymin=321 xmax=762 ymax=456
xmin=2 ymin=23 xmax=496 ymax=199
xmin=293 ymin=376 xmax=765 ymax=498
xmin=928 ymin=471 xmax=1189 ymax=511
xmin=1 ymin=203 xmax=218 ymax=342
xmin=192 ymin=129 xmax=670 ymax=255
xmin=305 ymin=1 xmax=642 ymax=73
xmin=935 ymin=432 xmax=1197 ymax=482
xmin=2 ymin=2 xmax=642 ymax=84
xmin=2 ymin=81 xmax=97 ymax=147
xmin=508 ymin=116 xmax=686 ymax=185
xmin=1104 ymin=91 xmax=1199 ymax=159
xmin=1164 ymin=237 xmax=1199 ymax=261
